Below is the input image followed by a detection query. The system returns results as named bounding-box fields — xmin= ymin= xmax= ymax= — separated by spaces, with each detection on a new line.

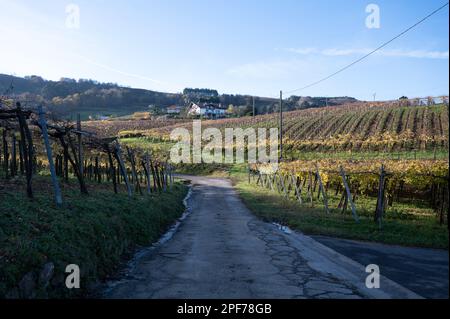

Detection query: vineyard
xmin=83 ymin=116 xmax=190 ymax=138
xmin=130 ymin=100 xmax=449 ymax=158
xmin=0 ymin=104 xmax=176 ymax=204
xmin=250 ymin=159 xmax=448 ymax=227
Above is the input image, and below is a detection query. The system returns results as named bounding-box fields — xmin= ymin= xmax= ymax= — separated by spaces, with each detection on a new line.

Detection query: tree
xmin=226 ymin=104 xmax=235 ymax=116
xmin=148 ymin=105 xmax=162 ymax=115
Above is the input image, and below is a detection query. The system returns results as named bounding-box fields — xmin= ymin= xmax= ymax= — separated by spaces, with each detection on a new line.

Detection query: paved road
xmin=102 ymin=176 xmax=420 ymax=299
xmin=312 ymin=235 xmax=449 ymax=299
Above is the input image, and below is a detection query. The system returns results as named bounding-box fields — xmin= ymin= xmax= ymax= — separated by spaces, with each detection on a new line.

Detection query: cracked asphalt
xmin=102 ymin=176 xmax=419 ymax=299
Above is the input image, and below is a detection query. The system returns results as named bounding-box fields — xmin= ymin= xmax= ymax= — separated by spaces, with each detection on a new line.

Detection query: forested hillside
xmin=0 ymin=74 xmax=358 ymax=120
xmin=0 ymin=74 xmax=183 ymax=120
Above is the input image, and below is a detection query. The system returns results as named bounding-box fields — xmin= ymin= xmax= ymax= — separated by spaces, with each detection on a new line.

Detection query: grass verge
xmin=0 ymin=175 xmax=188 ymax=298
xmin=228 ymin=167 xmax=448 ymax=249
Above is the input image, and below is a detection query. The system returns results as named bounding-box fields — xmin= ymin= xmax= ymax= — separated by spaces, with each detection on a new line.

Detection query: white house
xmin=187 ymin=103 xmax=226 ymax=118
xmin=166 ymin=105 xmax=184 ymax=114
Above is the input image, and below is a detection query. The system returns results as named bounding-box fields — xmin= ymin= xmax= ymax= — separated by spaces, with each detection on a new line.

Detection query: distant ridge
xmin=0 ymin=73 xmax=358 ymax=119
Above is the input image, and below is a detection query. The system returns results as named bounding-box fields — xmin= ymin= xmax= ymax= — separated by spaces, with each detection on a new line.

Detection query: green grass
xmin=120 ymin=137 xmax=175 ymax=159
xmin=0 ymin=175 xmax=188 ymax=298
xmin=228 ymin=167 xmax=448 ymax=249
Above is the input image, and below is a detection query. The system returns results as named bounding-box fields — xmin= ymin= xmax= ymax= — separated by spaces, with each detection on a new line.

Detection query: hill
xmin=0 ymin=74 xmax=358 ymax=120
xmin=0 ymin=74 xmax=183 ymax=120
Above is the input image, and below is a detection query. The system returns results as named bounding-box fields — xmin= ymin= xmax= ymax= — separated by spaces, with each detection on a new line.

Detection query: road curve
xmin=102 ymin=176 xmax=420 ymax=299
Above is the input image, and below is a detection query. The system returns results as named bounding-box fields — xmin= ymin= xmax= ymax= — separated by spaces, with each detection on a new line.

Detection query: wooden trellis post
xmin=315 ymin=165 xmax=330 ymax=214
xmin=114 ymin=144 xmax=132 ymax=197
xmin=168 ymin=163 xmax=172 ymax=186
xmin=126 ymin=147 xmax=143 ymax=195
xmin=16 ymin=106 xmax=34 ymax=198
xmin=63 ymin=147 xmax=69 ymax=182
xmin=2 ymin=128 xmax=8 ymax=178
xmin=105 ymin=144 xmax=118 ymax=194
xmin=65 ymin=133 xmax=89 ymax=195
xmin=286 ymin=174 xmax=294 ymax=194
xmin=150 ymin=159 xmax=159 ymax=191
xmin=339 ymin=166 xmax=359 ymax=222
xmin=291 ymin=174 xmax=303 ymax=204
xmin=275 ymin=174 xmax=281 ymax=193
xmin=167 ymin=163 xmax=171 ymax=187
xmin=162 ymin=162 xmax=168 ymax=191
xmin=38 ymin=106 xmax=62 ymax=206
xmin=160 ymin=164 xmax=165 ymax=190
xmin=11 ymin=132 xmax=16 ymax=177
xmin=76 ymin=114 xmax=83 ymax=177
xmin=268 ymin=174 xmax=275 ymax=191
xmin=143 ymin=153 xmax=152 ymax=194
xmin=18 ymin=138 xmax=24 ymax=175
xmin=279 ymin=173 xmax=288 ymax=198
xmin=159 ymin=163 xmax=166 ymax=192
xmin=307 ymin=170 xmax=314 ymax=206
xmin=375 ymin=164 xmax=386 ymax=229
xmin=154 ymin=163 xmax=162 ymax=191
xmin=169 ymin=163 xmax=174 ymax=184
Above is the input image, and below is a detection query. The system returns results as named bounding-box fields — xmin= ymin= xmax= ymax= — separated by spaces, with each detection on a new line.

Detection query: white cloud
xmin=283 ymin=48 xmax=318 ymax=55
xmin=322 ymin=48 xmax=372 ymax=56
xmin=284 ymin=47 xmax=449 ymax=59
xmin=380 ymin=49 xmax=449 ymax=59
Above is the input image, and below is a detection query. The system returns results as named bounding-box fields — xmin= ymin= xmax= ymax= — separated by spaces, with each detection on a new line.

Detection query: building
xmin=166 ymin=105 xmax=184 ymax=114
xmin=187 ymin=102 xmax=226 ymax=119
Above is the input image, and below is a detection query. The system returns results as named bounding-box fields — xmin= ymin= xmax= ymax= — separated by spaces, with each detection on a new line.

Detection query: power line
xmin=285 ymin=2 xmax=449 ymax=95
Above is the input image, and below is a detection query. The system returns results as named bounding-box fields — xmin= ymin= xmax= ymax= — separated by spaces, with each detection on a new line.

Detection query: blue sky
xmin=0 ymin=0 xmax=448 ymax=100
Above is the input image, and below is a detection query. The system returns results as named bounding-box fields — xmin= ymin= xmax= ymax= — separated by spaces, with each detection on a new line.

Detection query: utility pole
xmin=252 ymin=96 xmax=255 ymax=117
xmin=279 ymin=90 xmax=283 ymax=162
xmin=77 ymin=114 xmax=83 ymax=177
xmin=447 ymin=98 xmax=449 ymax=231
xmin=373 ymin=93 xmax=377 ymax=102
